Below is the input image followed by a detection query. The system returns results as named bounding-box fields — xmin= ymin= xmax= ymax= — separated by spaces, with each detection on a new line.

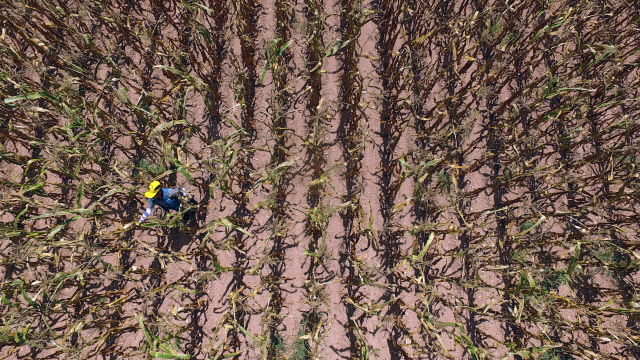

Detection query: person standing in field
xmin=137 ymin=181 xmax=195 ymax=224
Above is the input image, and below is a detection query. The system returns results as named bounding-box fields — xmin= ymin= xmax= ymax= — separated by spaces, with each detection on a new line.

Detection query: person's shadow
xmin=158 ymin=197 xmax=199 ymax=252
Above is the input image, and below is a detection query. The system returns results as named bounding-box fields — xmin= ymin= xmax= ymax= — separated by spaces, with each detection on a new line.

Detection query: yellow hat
xmin=145 ymin=181 xmax=161 ymax=198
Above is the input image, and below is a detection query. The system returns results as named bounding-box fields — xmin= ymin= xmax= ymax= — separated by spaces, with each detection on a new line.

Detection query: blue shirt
xmin=139 ymin=188 xmax=187 ymax=222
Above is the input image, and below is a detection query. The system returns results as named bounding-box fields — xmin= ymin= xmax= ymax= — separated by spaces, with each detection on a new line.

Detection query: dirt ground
xmin=1 ymin=0 xmax=640 ymax=359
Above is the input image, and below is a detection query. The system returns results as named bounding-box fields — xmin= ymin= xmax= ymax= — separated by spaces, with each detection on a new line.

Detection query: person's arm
xmin=139 ymin=198 xmax=154 ymax=223
xmin=167 ymin=188 xmax=188 ymax=199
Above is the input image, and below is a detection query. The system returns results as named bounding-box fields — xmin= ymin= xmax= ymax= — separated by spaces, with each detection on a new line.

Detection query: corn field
xmin=1 ymin=0 xmax=640 ymax=359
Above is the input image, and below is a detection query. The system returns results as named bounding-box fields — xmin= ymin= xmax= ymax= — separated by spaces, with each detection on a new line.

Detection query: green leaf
xmin=567 ymin=242 xmax=581 ymax=274
xmin=518 ymin=215 xmax=546 ymax=236
xmin=530 ymin=19 xmax=565 ymax=44
xmin=154 ymin=65 xmax=206 ymax=88
xmin=1 ymin=295 xmax=16 ymax=307
xmin=92 ymin=186 xmax=124 ymax=208
xmin=150 ymin=120 xmax=187 ymax=138
xmin=76 ymin=182 xmax=84 ymax=208
xmin=323 ymin=38 xmax=351 ymax=58
xmin=46 ymin=224 xmax=65 ymax=241
xmin=235 ymin=322 xmax=264 ymax=345
xmin=598 ymin=299 xmax=615 ymax=311
xmin=194 ymin=3 xmax=214 ymax=13
xmin=13 ymin=205 xmax=29 ymax=230
xmin=260 ymin=38 xmax=292 ymax=84
xmin=177 ymin=166 xmax=196 ymax=184
xmin=218 ymin=352 xmax=241 ymax=359
xmin=410 ymin=232 xmax=435 ymax=265
xmin=260 ymin=62 xmax=271 ymax=85
xmin=526 ymin=273 xmax=537 ymax=293
xmin=544 ymin=87 xmax=592 ymax=99
xmin=219 ymin=218 xmax=254 ymax=238
xmin=4 ymin=93 xmax=43 ymax=103
xmin=417 ymin=158 xmax=442 ymax=183
xmin=40 ymin=90 xmax=61 ymax=104
xmin=515 ymin=272 xmax=526 ymax=294
xmin=19 ymin=182 xmax=45 ymax=195
xmin=170 ymin=285 xmax=198 ymax=294
xmin=154 ymin=65 xmax=189 ymax=78
xmin=152 ymin=351 xmax=191 ymax=359
xmin=22 ymin=324 xmax=30 ymax=336
xmin=303 ymin=250 xmax=322 ymax=258
xmin=136 ymin=314 xmax=157 ymax=346
xmin=30 ymin=208 xmax=102 ymax=220
xmin=14 ymin=330 xmax=23 ymax=344
xmin=12 ymin=279 xmax=37 ymax=309
xmin=247 ymin=158 xmax=297 ymax=197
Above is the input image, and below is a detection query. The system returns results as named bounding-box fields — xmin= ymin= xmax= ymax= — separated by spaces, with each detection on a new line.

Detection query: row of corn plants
xmin=221 ymin=0 xmax=262 ymax=355
xmin=371 ymin=0 xmax=421 ymax=357
xmin=404 ymin=0 xmax=455 ymax=357
xmin=262 ymin=0 xmax=295 ymax=357
xmin=300 ymin=0 xmax=335 ymax=357
xmin=337 ymin=0 xmax=373 ymax=357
